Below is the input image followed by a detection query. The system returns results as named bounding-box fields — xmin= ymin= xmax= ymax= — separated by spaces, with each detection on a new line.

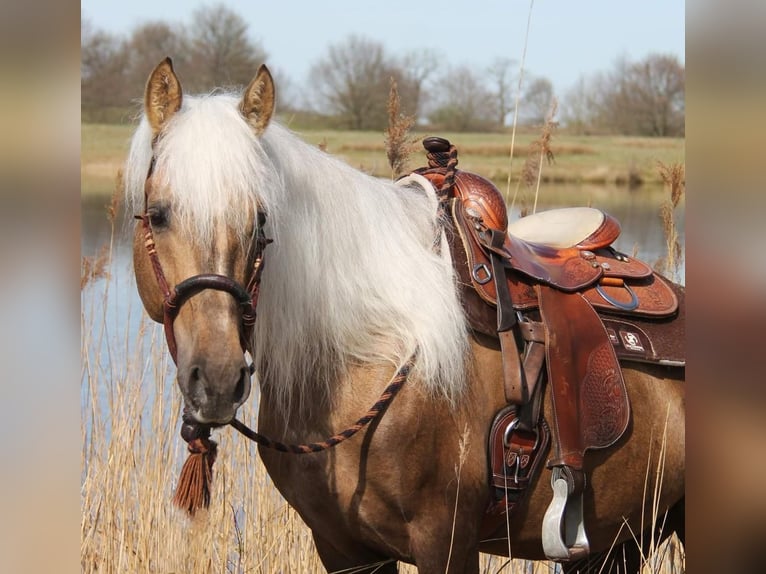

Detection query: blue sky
xmin=81 ymin=0 xmax=685 ymax=96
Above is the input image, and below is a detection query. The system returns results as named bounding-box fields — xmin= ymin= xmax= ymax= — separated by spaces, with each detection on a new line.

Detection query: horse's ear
xmin=144 ymin=57 xmax=183 ymax=136
xmin=240 ymin=64 xmax=275 ymax=135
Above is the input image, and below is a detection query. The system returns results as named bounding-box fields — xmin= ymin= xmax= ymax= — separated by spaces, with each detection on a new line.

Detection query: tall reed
xmin=384 ymin=78 xmax=417 ymax=180
xmin=655 ymin=161 xmax=685 ymax=281
xmin=81 ymin=184 xmax=326 ymax=573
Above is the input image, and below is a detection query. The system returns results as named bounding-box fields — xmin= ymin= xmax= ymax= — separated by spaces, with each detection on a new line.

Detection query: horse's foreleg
xmin=311 ymin=531 xmax=399 ymax=574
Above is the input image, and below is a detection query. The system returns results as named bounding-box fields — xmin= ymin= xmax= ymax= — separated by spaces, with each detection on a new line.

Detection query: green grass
xmin=81 ymin=122 xmax=685 ymax=196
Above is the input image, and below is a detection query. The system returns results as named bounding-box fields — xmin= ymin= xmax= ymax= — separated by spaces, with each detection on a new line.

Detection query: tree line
xmin=82 ymin=4 xmax=684 ymax=136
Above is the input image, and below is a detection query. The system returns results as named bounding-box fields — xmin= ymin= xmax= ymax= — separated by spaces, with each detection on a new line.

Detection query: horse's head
xmin=131 ymin=58 xmax=275 ymax=424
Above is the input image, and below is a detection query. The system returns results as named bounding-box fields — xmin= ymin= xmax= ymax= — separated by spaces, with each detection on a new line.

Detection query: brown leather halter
xmin=135 ymin=210 xmax=268 ymax=365
xmin=137 ymin=154 xmax=270 ymax=366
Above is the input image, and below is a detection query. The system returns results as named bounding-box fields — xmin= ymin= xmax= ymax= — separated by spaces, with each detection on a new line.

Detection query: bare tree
xmin=560 ymin=75 xmax=596 ymax=135
xmin=81 ymin=18 xmax=130 ymax=114
xmin=186 ymin=3 xmax=267 ymax=91
xmin=562 ymin=54 xmax=684 ymax=136
xmin=487 ymin=57 xmax=517 ymax=128
xmin=396 ymin=49 xmax=440 ymax=121
xmin=309 ymin=35 xmax=394 ymax=130
xmin=521 ymin=76 xmax=555 ymax=126
xmin=427 ymin=65 xmax=494 ymax=132
xmin=620 ymin=54 xmax=684 ymax=136
xmin=125 ymin=21 xmax=188 ymax=99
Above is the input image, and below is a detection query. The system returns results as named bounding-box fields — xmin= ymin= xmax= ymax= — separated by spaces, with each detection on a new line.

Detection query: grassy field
xmin=81 ymin=121 xmax=684 ymax=196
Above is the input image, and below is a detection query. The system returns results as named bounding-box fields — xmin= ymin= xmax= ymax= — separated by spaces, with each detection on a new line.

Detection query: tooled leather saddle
xmin=410 ymin=137 xmax=685 ymax=562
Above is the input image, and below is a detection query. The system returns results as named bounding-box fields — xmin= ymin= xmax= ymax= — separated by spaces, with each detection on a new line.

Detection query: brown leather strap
xmin=517 ymin=319 xmax=546 ymax=407
xmin=498 ymin=331 xmax=524 ymax=404
xmin=521 ymin=339 xmax=546 ymax=405
xmin=138 ymin=205 xmax=269 ymax=365
xmin=489 ymin=227 xmax=525 ymax=404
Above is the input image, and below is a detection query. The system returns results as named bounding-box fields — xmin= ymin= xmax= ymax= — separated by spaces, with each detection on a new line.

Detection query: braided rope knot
xmin=421 ymin=137 xmax=458 ymax=200
xmin=173 ymin=411 xmax=218 ymax=515
xmin=425 ymin=146 xmax=457 ymax=169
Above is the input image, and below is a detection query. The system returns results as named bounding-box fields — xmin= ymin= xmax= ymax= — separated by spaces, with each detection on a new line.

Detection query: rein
xmin=138 ymin=159 xmax=419 ymax=515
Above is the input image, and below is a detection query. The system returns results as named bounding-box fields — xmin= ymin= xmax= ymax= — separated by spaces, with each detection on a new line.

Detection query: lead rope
xmin=230 ymin=353 xmax=416 ymax=452
xmin=174 ymin=354 xmax=417 ymax=515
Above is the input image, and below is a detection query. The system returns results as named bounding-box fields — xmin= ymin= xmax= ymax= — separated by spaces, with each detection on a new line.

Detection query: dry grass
xmin=524 ymin=98 xmax=559 ymax=215
xmin=81 ymin=196 xmax=326 ymax=573
xmin=384 ymin=79 xmax=418 ymax=179
xmin=503 ymin=0 xmax=537 ymax=207
xmin=82 ymin=123 xmax=685 ymax=198
xmin=81 ymin=246 xmax=557 ymax=572
xmin=81 ymin=244 xmax=110 ymax=290
xmin=81 ymin=238 xmax=685 ymax=572
xmin=654 ymin=161 xmax=685 ymax=280
xmin=81 ymin=240 xmax=551 ymax=573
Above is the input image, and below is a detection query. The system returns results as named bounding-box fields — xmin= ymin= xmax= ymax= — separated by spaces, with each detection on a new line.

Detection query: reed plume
xmin=655 ymin=161 xmax=685 ymax=280
xmin=506 ymin=0 xmax=536 ymax=207
xmin=384 ymin=78 xmax=417 ymax=179
xmin=518 ymin=98 xmax=558 ymax=216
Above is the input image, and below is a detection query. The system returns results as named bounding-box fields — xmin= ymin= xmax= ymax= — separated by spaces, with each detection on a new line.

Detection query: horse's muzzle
xmin=162 ymin=274 xmax=256 ymax=424
xmin=181 ymin=359 xmax=252 ymax=425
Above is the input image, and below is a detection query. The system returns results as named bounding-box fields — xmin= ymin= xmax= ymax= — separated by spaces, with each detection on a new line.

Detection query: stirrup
xmin=542 ymin=466 xmax=590 ymax=561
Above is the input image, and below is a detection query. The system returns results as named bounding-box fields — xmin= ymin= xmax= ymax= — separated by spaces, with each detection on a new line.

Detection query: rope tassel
xmin=173 ymin=413 xmax=217 ymax=515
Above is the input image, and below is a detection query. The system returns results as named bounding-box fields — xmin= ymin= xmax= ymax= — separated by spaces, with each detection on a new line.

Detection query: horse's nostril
xmin=186 ymin=366 xmax=204 ymax=406
xmin=233 ymin=367 xmax=250 ymax=405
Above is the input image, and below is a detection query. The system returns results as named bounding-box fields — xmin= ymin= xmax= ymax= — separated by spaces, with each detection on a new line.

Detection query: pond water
xmin=81 ymin=183 xmax=685 ymax=341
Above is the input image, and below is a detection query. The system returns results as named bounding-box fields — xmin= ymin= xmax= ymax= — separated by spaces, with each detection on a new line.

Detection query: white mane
xmin=125 ymin=92 xmax=469 ymax=414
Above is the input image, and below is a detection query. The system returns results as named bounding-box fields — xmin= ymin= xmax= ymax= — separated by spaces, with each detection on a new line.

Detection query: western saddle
xmin=409 ymin=137 xmax=684 ymax=562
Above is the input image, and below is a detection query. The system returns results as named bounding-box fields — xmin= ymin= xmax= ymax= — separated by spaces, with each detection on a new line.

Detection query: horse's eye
xmin=147 ymin=205 xmax=169 ymax=228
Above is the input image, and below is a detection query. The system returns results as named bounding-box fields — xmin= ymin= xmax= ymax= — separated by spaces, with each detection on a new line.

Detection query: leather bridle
xmin=136 ymin=157 xmax=270 ymax=366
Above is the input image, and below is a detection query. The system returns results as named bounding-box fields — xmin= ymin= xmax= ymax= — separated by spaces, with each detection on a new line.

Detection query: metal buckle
xmin=502 ymin=418 xmax=520 ymax=447
xmin=472 ymin=263 xmax=492 ymax=284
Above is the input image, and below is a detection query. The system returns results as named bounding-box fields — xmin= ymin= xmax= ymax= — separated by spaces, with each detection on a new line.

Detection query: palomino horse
xmin=126 ymin=59 xmax=684 ymax=573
